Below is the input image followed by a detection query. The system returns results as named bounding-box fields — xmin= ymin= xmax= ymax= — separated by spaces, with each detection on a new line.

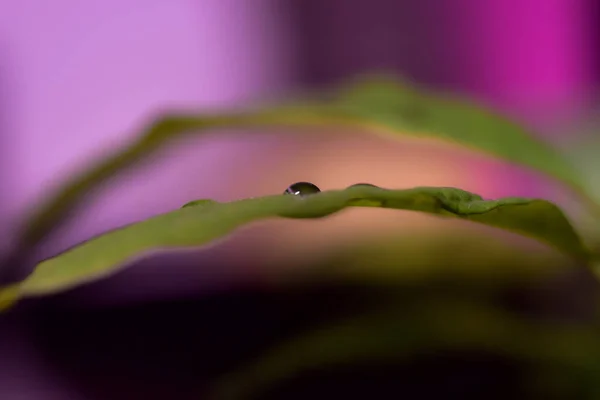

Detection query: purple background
xmin=0 ymin=1 xmax=598 ymax=398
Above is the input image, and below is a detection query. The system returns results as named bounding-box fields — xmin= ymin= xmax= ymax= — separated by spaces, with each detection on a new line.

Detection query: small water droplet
xmin=284 ymin=182 xmax=321 ymax=196
xmin=347 ymin=183 xmax=380 ymax=189
xmin=181 ymin=199 xmax=218 ymax=208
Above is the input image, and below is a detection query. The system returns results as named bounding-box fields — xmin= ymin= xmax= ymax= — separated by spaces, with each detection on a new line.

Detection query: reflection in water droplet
xmin=284 ymin=182 xmax=321 ymax=196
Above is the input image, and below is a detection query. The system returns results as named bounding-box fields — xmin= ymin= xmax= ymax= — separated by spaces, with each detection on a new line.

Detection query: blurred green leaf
xmin=0 ymin=185 xmax=589 ymax=310
xmin=8 ymin=75 xmax=597 ymax=270
xmin=208 ymin=299 xmax=600 ymax=400
xmin=296 ymin=231 xmax=574 ymax=288
xmin=334 ymin=76 xmax=578 ymax=182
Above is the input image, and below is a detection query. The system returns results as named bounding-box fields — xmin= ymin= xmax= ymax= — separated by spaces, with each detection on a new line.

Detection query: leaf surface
xmin=0 ymin=185 xmax=589 ymax=309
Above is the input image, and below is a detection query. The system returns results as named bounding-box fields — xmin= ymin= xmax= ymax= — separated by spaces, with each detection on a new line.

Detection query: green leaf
xmin=7 ymin=74 xmax=597 ymax=271
xmin=332 ymin=76 xmax=583 ymax=189
xmin=0 ymin=185 xmax=590 ymax=309
xmin=207 ymin=300 xmax=600 ymax=400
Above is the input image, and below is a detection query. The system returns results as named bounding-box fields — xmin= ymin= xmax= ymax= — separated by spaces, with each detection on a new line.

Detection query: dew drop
xmin=284 ymin=182 xmax=321 ymax=196
xmin=347 ymin=183 xmax=380 ymax=189
xmin=181 ymin=199 xmax=218 ymax=208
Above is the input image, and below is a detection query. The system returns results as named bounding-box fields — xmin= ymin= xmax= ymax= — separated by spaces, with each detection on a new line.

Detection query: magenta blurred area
xmin=0 ymin=1 xmax=599 ymax=398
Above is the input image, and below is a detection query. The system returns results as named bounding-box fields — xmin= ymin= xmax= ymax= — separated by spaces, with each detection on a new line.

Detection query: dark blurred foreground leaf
xmin=208 ymin=299 xmax=600 ymax=400
xmin=6 ymin=75 xmax=596 ymax=277
xmin=296 ymin=231 xmax=574 ymax=287
xmin=0 ymin=185 xmax=590 ymax=310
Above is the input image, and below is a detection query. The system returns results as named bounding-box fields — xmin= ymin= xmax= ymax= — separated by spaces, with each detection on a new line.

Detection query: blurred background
xmin=1 ymin=0 xmax=600 ymax=399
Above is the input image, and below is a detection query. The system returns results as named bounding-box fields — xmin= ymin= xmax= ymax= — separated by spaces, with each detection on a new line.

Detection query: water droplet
xmin=347 ymin=183 xmax=380 ymax=189
xmin=181 ymin=199 xmax=218 ymax=208
xmin=284 ymin=182 xmax=321 ymax=196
